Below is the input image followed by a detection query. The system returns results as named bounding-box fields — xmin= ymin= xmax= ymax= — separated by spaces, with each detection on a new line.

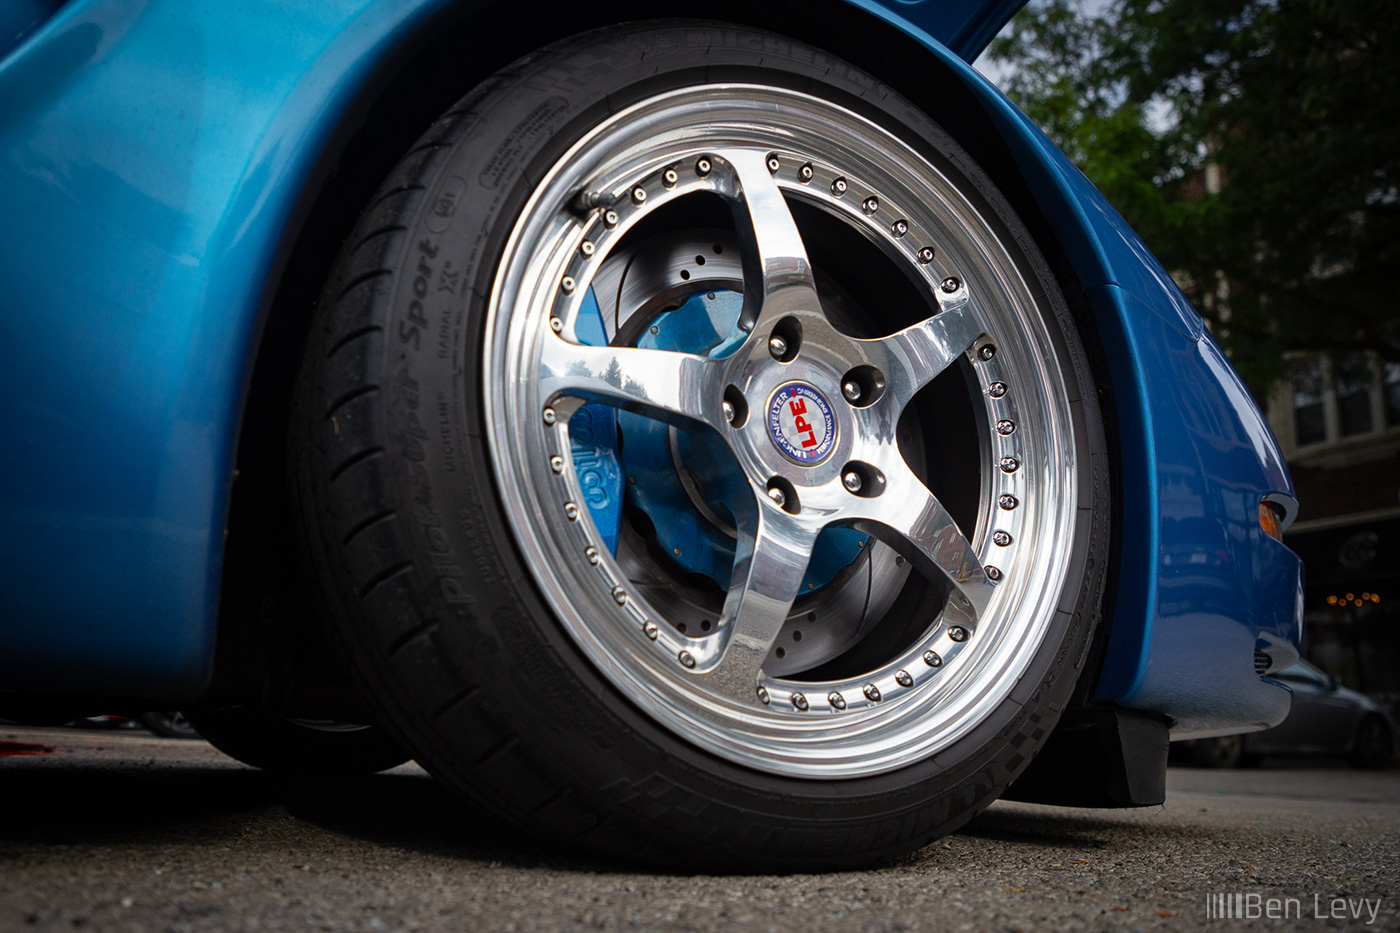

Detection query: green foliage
xmin=989 ymin=0 xmax=1400 ymax=393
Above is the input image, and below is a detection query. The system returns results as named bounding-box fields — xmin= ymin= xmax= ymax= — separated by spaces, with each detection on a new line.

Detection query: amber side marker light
xmin=1259 ymin=501 xmax=1285 ymax=542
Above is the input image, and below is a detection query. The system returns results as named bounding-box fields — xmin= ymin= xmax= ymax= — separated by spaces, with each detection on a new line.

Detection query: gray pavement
xmin=1 ymin=725 xmax=1396 ymax=932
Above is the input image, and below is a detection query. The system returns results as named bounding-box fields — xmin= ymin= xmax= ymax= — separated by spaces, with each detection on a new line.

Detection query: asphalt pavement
xmin=1 ymin=725 xmax=1396 ymax=932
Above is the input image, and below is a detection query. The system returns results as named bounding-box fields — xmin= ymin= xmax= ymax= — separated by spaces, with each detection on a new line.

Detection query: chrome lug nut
xmin=842 ymin=380 xmax=862 ymax=402
xmin=766 ymin=487 xmax=787 ymax=509
xmin=842 ymin=471 xmax=863 ymax=493
xmin=768 ymin=335 xmax=788 ymax=359
xmin=722 ymin=400 xmax=736 ymax=424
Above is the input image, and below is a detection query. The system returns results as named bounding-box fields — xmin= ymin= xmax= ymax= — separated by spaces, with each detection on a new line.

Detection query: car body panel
xmin=0 ymin=0 xmax=1299 ymax=735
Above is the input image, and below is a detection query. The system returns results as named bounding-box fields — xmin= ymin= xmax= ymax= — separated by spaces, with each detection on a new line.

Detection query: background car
xmin=0 ymin=0 xmax=1302 ymax=869
xmin=1177 ymin=660 xmax=1396 ymax=769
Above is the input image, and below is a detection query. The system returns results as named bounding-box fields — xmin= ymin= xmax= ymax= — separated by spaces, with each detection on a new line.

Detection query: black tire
xmin=1191 ymin=735 xmax=1245 ymax=769
xmin=139 ymin=711 xmax=201 ymax=739
xmin=292 ymin=22 xmax=1110 ymax=870
xmin=183 ymin=710 xmax=410 ymax=775
xmin=1350 ymin=716 xmax=1394 ymax=769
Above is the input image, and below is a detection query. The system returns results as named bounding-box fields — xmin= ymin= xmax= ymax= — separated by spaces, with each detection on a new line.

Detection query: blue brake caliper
xmin=571 ymin=287 xmax=867 ymax=589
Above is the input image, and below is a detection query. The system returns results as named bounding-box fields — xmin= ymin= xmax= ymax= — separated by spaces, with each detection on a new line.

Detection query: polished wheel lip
xmin=482 ymin=85 xmax=1077 ymax=777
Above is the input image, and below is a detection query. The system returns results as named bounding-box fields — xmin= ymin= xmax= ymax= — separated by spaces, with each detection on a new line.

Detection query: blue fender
xmin=0 ymin=0 xmax=1300 ymax=732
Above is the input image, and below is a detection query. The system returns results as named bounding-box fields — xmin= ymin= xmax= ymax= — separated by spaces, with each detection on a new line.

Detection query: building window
xmin=1287 ymin=353 xmax=1398 ymax=450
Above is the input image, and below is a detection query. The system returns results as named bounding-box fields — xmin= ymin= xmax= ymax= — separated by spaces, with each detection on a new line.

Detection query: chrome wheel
xmin=485 ymin=86 xmax=1079 ymax=777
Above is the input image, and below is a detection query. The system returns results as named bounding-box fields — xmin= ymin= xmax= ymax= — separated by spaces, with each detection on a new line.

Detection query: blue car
xmin=0 ymin=0 xmax=1302 ymax=869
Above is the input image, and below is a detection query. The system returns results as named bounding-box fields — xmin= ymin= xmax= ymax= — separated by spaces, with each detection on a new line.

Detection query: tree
xmin=989 ymin=0 xmax=1400 ymax=393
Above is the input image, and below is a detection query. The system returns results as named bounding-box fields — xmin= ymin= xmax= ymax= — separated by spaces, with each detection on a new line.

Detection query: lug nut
xmin=767 ymin=487 xmax=787 ymax=509
xmin=843 ymin=471 xmax=863 ymax=493
xmin=768 ymin=335 xmax=788 ymax=359
xmin=842 ymin=380 xmax=862 ymax=402
xmin=722 ymin=400 xmax=736 ymax=424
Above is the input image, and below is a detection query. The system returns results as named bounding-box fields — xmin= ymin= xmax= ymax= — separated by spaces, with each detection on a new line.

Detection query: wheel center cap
xmin=766 ymin=382 xmax=838 ymax=465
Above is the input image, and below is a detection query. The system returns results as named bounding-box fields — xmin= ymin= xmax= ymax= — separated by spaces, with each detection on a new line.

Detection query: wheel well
xmin=217 ymin=0 xmax=1121 ymax=712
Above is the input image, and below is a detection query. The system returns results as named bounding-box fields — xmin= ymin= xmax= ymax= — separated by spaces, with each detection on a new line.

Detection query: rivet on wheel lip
xmin=662 ymin=168 xmax=679 ymax=188
xmin=985 ymin=566 xmax=1003 ymax=582
xmin=895 ymin=670 xmax=914 ymax=688
xmin=560 ymin=276 xmax=576 ymax=294
xmin=992 ymin=530 xmax=1013 ymax=547
xmin=585 ymin=546 xmax=600 ymax=564
xmin=564 ymin=502 xmax=580 ymax=521
xmin=948 ymin=626 xmax=970 ymax=642
xmin=766 ymin=153 xmax=781 ymax=173
xmin=989 ymin=381 xmax=1008 ymax=398
xmin=643 ymin=621 xmax=658 ymax=640
xmin=891 ymin=219 xmax=908 ymax=237
xmin=862 ymin=684 xmax=882 ymax=702
xmin=923 ymin=650 xmax=943 ymax=667
xmin=996 ymin=421 xmax=1016 ymax=436
xmin=611 ymin=585 xmax=628 ymax=605
xmin=550 ymin=317 xmax=563 ymax=333
xmin=942 ymin=277 xmax=963 ymax=294
xmin=542 ymin=407 xmax=557 ymax=426
xmin=580 ymin=240 xmax=595 ymax=257
xmin=917 ymin=246 xmax=935 ymax=264
xmin=831 ymin=177 xmax=847 ymax=196
xmin=827 ymin=692 xmax=847 ymax=710
xmin=791 ymin=692 xmax=809 ymax=711
xmin=798 ymin=163 xmax=814 ymax=182
xmin=999 ymin=494 xmax=1019 ymax=510
xmin=978 ymin=344 xmax=996 ymax=361
xmin=631 ymin=186 xmax=647 ymax=205
xmin=695 ymin=157 xmax=712 ymax=176
xmin=550 ymin=455 xmax=564 ymax=474
xmin=603 ymin=210 xmax=619 ymax=228
xmin=678 ymin=650 xmax=696 ymax=668
xmin=999 ymin=456 xmax=1020 ymax=472
xmin=756 ymin=685 xmax=770 ymax=704
xmin=862 ymin=196 xmax=879 ymax=214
